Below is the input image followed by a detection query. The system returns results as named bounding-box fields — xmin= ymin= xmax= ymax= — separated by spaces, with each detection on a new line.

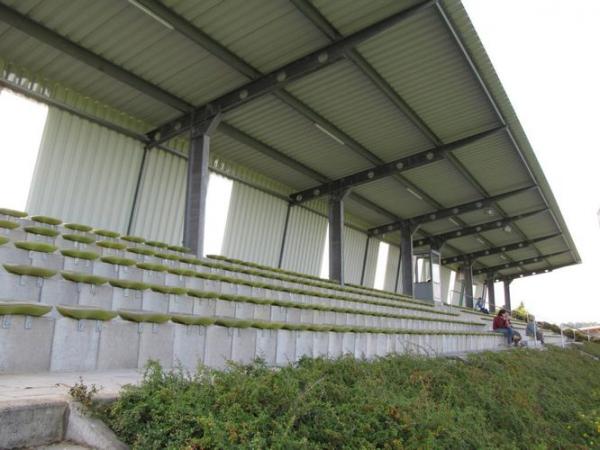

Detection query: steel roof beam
xmin=289 ymin=126 xmax=502 ymax=204
xmin=501 ymin=263 xmax=575 ymax=281
xmin=441 ymin=233 xmax=562 ymax=265
xmin=0 ymin=3 xmax=193 ymax=113
xmin=473 ymin=251 xmax=569 ymax=276
xmin=370 ymin=184 xmax=534 ymax=235
xmin=412 ymin=208 xmax=548 ymax=247
xmin=145 ymin=0 xmax=435 ymax=145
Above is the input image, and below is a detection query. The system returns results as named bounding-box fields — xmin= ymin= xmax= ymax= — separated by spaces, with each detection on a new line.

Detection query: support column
xmin=486 ymin=273 xmax=496 ymax=313
xmin=399 ymin=223 xmax=414 ymax=297
xmin=462 ymin=259 xmax=474 ymax=308
xmin=127 ymin=145 xmax=149 ymax=235
xmin=278 ymin=203 xmax=292 ymax=268
xmin=328 ymin=189 xmax=349 ymax=285
xmin=503 ymin=278 xmax=512 ymax=311
xmin=183 ymin=115 xmax=221 ymax=257
xmin=359 ymin=236 xmax=370 ymax=286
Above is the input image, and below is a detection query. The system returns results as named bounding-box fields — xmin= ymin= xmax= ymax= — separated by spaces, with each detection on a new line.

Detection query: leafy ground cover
xmin=99 ymin=348 xmax=600 ymax=449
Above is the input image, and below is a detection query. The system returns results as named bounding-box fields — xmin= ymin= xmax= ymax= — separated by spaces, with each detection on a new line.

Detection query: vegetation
xmin=580 ymin=342 xmax=600 ymax=358
xmin=100 ymin=348 xmax=600 ymax=449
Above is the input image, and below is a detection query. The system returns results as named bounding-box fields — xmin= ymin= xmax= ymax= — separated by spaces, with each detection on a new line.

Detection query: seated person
xmin=475 ymin=297 xmax=490 ymax=314
xmin=526 ymin=315 xmax=544 ymax=344
xmin=492 ymin=309 xmax=518 ymax=345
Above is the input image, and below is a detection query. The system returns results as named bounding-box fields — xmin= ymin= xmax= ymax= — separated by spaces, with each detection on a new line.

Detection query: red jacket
xmin=493 ymin=315 xmax=509 ymax=330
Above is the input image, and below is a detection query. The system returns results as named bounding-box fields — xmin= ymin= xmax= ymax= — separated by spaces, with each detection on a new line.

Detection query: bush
xmin=100 ymin=348 xmax=600 ymax=449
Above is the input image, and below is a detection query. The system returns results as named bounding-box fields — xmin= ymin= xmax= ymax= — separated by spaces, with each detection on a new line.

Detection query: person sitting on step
xmin=526 ymin=314 xmax=545 ymax=345
xmin=492 ymin=309 xmax=518 ymax=346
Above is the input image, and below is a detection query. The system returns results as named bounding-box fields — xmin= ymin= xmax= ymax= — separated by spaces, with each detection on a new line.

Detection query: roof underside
xmin=0 ymin=0 xmax=580 ymax=279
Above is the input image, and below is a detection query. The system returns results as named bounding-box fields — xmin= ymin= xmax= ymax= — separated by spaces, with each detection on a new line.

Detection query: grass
xmin=14 ymin=241 xmax=57 ymax=253
xmin=580 ymin=341 xmax=600 ymax=358
xmin=99 ymin=348 xmax=600 ymax=450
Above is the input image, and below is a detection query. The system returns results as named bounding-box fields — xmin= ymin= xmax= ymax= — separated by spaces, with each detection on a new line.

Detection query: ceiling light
xmin=486 ymin=208 xmax=495 ymax=216
xmin=128 ymin=0 xmax=174 ymax=30
xmin=314 ymin=123 xmax=345 ymax=145
xmin=406 ymin=188 xmax=423 ymax=200
xmin=503 ymin=225 xmax=512 ymax=233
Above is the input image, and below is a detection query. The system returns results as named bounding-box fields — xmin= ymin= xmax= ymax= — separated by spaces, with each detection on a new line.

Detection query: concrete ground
xmin=0 ymin=370 xmax=142 ymax=405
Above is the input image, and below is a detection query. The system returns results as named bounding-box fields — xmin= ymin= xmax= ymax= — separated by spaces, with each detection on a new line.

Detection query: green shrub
xmin=3 ymin=264 xmax=56 ymax=278
xmin=64 ymin=223 xmax=93 ymax=232
xmin=61 ymin=249 xmax=100 ymax=260
xmin=100 ymin=349 xmax=600 ymax=450
xmin=24 ymin=226 xmax=59 ymax=237
xmin=14 ymin=241 xmax=57 ymax=253
xmin=0 ymin=219 xmax=19 ymax=230
xmin=62 ymin=233 xmax=96 ymax=244
xmin=31 ymin=215 xmax=62 ymax=226
xmin=0 ymin=208 xmax=27 ymax=218
xmin=97 ymin=241 xmax=127 ymax=250
xmin=94 ymin=229 xmax=121 ymax=238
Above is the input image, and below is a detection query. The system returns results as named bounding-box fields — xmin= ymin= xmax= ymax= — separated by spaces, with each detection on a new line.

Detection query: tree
xmin=512 ymin=302 xmax=529 ymax=321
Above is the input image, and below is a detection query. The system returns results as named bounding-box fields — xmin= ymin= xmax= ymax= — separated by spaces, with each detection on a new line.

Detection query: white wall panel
xmin=222 ymin=182 xmax=288 ymax=266
xmin=131 ymin=149 xmax=187 ymax=244
xmin=343 ymin=226 xmax=367 ymax=285
xmin=281 ymin=206 xmax=327 ymax=276
xmin=441 ymin=266 xmax=453 ymax=304
xmin=361 ymin=237 xmax=380 ymax=288
xmin=383 ymin=245 xmax=400 ymax=292
xmin=27 ymin=106 xmax=143 ymax=232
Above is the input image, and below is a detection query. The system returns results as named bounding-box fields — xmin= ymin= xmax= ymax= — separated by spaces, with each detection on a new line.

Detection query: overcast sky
xmin=463 ymin=0 xmax=600 ymax=324
xmin=0 ymin=0 xmax=597 ymax=326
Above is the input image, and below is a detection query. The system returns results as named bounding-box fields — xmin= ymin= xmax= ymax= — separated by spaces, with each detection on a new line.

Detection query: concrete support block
xmin=253 ymin=304 xmax=270 ymax=321
xmin=214 ymin=299 xmax=236 ymax=317
xmin=165 ymin=273 xmax=187 ymax=288
xmin=313 ymin=331 xmax=329 ymax=358
xmin=204 ymin=325 xmax=233 ymax=370
xmin=184 ymin=277 xmax=206 ymax=291
xmin=236 ymin=284 xmax=252 ymax=297
xmin=0 ymin=247 xmax=30 ymax=266
xmin=234 ymin=302 xmax=255 ymax=320
xmin=193 ymin=298 xmax=217 ymax=316
xmin=354 ymin=333 xmax=368 ymax=359
xmin=97 ymin=320 xmax=140 ymax=370
xmin=0 ymin=272 xmax=43 ymax=303
xmin=40 ymin=279 xmax=78 ymax=309
xmin=299 ymin=309 xmax=314 ymax=324
xmin=168 ymin=295 xmax=194 ymax=314
xmin=376 ymin=333 xmax=391 ymax=357
xmin=112 ymin=287 xmax=143 ymax=311
xmin=0 ymin=226 xmax=26 ymax=242
xmin=0 ymin=315 xmax=55 ymax=373
xmin=0 ymin=400 xmax=67 ymax=449
xmin=295 ymin=331 xmax=314 ymax=360
xmin=342 ymin=332 xmax=356 ymax=356
xmin=275 ymin=329 xmax=296 ymax=366
xmin=219 ymin=282 xmax=239 ymax=296
xmin=270 ymin=305 xmax=287 ymax=323
xmin=255 ymin=329 xmax=277 ymax=366
xmin=140 ymin=269 xmax=166 ymax=286
xmin=173 ymin=324 xmax=206 ymax=372
xmin=365 ymin=333 xmax=378 ymax=359
xmin=345 ymin=314 xmax=358 ymax=327
xmin=138 ymin=322 xmax=175 ymax=369
xmin=286 ymin=307 xmax=301 ymax=324
xmin=327 ymin=332 xmax=343 ymax=359
xmin=231 ymin=327 xmax=257 ymax=365
xmin=63 ymin=257 xmax=94 ymax=274
xmin=141 ymin=291 xmax=169 ymax=313
xmin=50 ymin=318 xmax=101 ymax=372
xmin=77 ymin=283 xmax=113 ymax=310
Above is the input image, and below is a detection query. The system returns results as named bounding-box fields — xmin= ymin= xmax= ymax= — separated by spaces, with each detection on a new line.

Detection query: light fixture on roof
xmin=503 ymin=225 xmax=512 ymax=233
xmin=314 ymin=123 xmax=345 ymax=145
xmin=486 ymin=208 xmax=495 ymax=216
xmin=128 ymin=0 xmax=174 ymax=30
xmin=406 ymin=188 xmax=423 ymax=200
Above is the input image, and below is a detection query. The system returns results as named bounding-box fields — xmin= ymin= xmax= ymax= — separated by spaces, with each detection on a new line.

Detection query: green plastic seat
xmin=0 ymin=208 xmax=28 ymax=218
xmin=56 ymin=304 xmax=117 ymax=321
xmin=61 ymin=271 xmax=108 ymax=285
xmin=14 ymin=241 xmax=57 ymax=253
xmin=62 ymin=234 xmax=96 ymax=245
xmin=170 ymin=314 xmax=216 ymax=326
xmin=24 ymin=226 xmax=59 ymax=238
xmin=0 ymin=301 xmax=52 ymax=317
xmin=3 ymin=264 xmax=57 ymax=278
xmin=31 ymin=215 xmax=62 ymax=226
xmin=118 ymin=309 xmax=170 ymax=324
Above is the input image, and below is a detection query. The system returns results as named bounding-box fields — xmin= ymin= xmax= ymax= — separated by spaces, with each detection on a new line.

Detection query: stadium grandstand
xmin=0 ymin=0 xmax=581 ymax=446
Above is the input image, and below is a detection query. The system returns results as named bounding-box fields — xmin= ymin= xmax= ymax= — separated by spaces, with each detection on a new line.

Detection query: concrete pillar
xmin=463 ymin=259 xmax=474 ymax=308
xmin=486 ymin=276 xmax=496 ymax=313
xmin=183 ymin=115 xmax=221 ymax=257
xmin=503 ymin=278 xmax=512 ymax=311
xmin=400 ymin=223 xmax=414 ymax=297
xmin=328 ymin=190 xmax=348 ymax=285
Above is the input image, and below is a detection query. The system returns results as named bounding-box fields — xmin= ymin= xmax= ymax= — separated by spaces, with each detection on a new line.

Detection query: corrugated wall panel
xmin=441 ymin=266 xmax=453 ymax=303
xmin=383 ymin=245 xmax=400 ymax=292
xmin=281 ymin=206 xmax=327 ymax=276
xmin=343 ymin=226 xmax=368 ymax=285
xmin=130 ymin=149 xmax=187 ymax=244
xmin=27 ymin=104 xmax=143 ymax=231
xmin=361 ymin=237 xmax=380 ymax=288
xmin=222 ymin=181 xmax=288 ymax=266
